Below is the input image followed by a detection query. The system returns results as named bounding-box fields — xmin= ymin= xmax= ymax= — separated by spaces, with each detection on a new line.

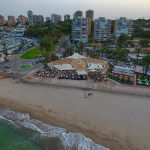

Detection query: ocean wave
xmin=0 ymin=108 xmax=110 ymax=150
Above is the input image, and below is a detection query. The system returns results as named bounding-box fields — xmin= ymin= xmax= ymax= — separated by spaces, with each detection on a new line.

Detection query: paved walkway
xmin=22 ymin=73 xmax=150 ymax=97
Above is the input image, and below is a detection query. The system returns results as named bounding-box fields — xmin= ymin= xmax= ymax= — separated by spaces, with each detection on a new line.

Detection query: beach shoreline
xmin=0 ymin=97 xmax=114 ymax=149
xmin=0 ymin=78 xmax=150 ymax=150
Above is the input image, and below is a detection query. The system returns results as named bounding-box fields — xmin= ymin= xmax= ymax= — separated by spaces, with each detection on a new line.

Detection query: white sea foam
xmin=0 ymin=108 xmax=110 ymax=150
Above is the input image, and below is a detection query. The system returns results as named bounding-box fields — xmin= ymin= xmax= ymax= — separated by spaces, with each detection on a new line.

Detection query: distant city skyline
xmin=0 ymin=0 xmax=150 ymax=19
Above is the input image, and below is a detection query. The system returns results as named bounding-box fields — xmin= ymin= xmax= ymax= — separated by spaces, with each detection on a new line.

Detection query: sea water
xmin=0 ymin=120 xmax=42 ymax=150
xmin=0 ymin=108 xmax=109 ymax=150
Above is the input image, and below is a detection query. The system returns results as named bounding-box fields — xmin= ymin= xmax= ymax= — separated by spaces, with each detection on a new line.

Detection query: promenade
xmin=22 ymin=73 xmax=150 ymax=97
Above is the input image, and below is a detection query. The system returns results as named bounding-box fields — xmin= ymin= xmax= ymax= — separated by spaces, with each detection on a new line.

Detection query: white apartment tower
xmin=115 ymin=17 xmax=133 ymax=37
xmin=72 ymin=16 xmax=88 ymax=43
xmin=94 ymin=17 xmax=111 ymax=42
xmin=51 ymin=14 xmax=61 ymax=23
xmin=27 ymin=10 xmax=34 ymax=26
xmin=86 ymin=10 xmax=94 ymax=36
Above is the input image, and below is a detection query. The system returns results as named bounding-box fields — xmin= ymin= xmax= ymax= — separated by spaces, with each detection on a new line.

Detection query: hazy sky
xmin=0 ymin=0 xmax=150 ymax=19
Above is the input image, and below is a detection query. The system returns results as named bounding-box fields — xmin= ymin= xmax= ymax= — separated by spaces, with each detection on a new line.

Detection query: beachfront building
xmin=111 ymin=66 xmax=136 ymax=85
xmin=71 ymin=17 xmax=88 ymax=44
xmin=48 ymin=53 xmax=108 ymax=80
xmin=114 ymin=17 xmax=133 ymax=37
xmin=94 ymin=17 xmax=111 ymax=42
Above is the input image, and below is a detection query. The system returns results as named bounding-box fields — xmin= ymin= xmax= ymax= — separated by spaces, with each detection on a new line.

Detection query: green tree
xmin=78 ymin=42 xmax=84 ymax=54
xmin=18 ymin=39 xmax=26 ymax=51
xmin=117 ymin=34 xmax=129 ymax=48
xmin=2 ymin=42 xmax=8 ymax=57
xmin=139 ymin=39 xmax=150 ymax=47
xmin=113 ymin=47 xmax=128 ymax=65
xmin=135 ymin=47 xmax=143 ymax=65
xmin=40 ymin=35 xmax=55 ymax=66
xmin=127 ymin=40 xmax=136 ymax=48
xmin=85 ymin=48 xmax=90 ymax=57
xmin=63 ymin=47 xmax=74 ymax=57
xmin=61 ymin=41 xmax=68 ymax=51
xmin=100 ymin=46 xmax=109 ymax=57
xmin=142 ymin=55 xmax=150 ymax=75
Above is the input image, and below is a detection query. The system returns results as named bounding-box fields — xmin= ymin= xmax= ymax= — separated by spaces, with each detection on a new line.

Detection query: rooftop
xmin=49 ymin=53 xmax=108 ymax=73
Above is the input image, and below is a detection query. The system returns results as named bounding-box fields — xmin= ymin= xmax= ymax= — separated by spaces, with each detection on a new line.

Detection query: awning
xmin=67 ymin=53 xmax=86 ymax=59
xmin=88 ymin=63 xmax=103 ymax=70
xmin=54 ymin=64 xmax=75 ymax=71
xmin=77 ymin=70 xmax=87 ymax=75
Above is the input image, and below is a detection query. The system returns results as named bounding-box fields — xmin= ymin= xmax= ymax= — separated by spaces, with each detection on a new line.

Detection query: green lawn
xmin=20 ymin=46 xmax=42 ymax=59
xmin=19 ymin=64 xmax=32 ymax=71
xmin=20 ymin=44 xmax=56 ymax=59
xmin=51 ymin=44 xmax=56 ymax=51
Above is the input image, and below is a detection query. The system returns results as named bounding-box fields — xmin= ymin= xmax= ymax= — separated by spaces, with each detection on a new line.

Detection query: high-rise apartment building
xmin=18 ymin=15 xmax=28 ymax=25
xmin=0 ymin=15 xmax=6 ymax=26
xmin=27 ymin=10 xmax=34 ymax=26
xmin=8 ymin=16 xmax=16 ymax=26
xmin=94 ymin=17 xmax=111 ymax=42
xmin=46 ymin=17 xmax=50 ymax=22
xmin=33 ymin=15 xmax=44 ymax=24
xmin=86 ymin=10 xmax=94 ymax=21
xmin=74 ymin=11 xmax=83 ymax=19
xmin=51 ymin=14 xmax=61 ymax=23
xmin=64 ymin=14 xmax=70 ymax=21
xmin=86 ymin=10 xmax=94 ymax=36
xmin=72 ymin=17 xmax=88 ymax=43
xmin=114 ymin=17 xmax=133 ymax=37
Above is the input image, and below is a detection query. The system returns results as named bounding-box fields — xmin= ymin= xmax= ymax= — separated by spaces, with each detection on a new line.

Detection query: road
xmin=0 ymin=55 xmax=42 ymax=74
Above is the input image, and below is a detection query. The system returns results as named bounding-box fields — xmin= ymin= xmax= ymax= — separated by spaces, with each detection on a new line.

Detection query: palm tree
xmin=110 ymin=35 xmax=116 ymax=45
xmin=61 ymin=41 xmax=68 ymax=52
xmin=20 ymin=39 xmax=25 ymax=49
xmin=100 ymin=46 xmax=109 ymax=57
xmin=40 ymin=35 xmax=55 ymax=66
xmin=117 ymin=34 xmax=129 ymax=48
xmin=135 ymin=47 xmax=143 ymax=68
xmin=85 ymin=48 xmax=90 ymax=57
xmin=142 ymin=55 xmax=150 ymax=75
xmin=63 ymin=47 xmax=74 ymax=57
xmin=78 ymin=42 xmax=84 ymax=54
xmin=113 ymin=47 xmax=128 ymax=65
xmin=2 ymin=42 xmax=8 ymax=57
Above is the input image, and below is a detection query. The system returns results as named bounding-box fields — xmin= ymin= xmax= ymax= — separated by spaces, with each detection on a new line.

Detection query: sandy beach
xmin=0 ymin=78 xmax=150 ymax=150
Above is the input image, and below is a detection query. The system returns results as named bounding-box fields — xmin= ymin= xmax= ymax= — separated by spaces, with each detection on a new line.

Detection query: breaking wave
xmin=0 ymin=108 xmax=110 ymax=150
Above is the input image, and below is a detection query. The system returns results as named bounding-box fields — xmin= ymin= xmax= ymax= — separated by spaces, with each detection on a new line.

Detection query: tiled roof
xmin=49 ymin=53 xmax=108 ymax=72
xmin=66 ymin=53 xmax=87 ymax=59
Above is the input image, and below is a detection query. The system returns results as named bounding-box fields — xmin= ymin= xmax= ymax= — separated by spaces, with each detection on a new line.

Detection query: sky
xmin=0 ymin=0 xmax=150 ymax=19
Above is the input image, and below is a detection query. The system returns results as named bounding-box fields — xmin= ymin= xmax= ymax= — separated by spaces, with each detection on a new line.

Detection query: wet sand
xmin=0 ymin=78 xmax=150 ymax=150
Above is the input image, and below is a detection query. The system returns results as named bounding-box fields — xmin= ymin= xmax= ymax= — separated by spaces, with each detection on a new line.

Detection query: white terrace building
xmin=49 ymin=53 xmax=109 ymax=76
